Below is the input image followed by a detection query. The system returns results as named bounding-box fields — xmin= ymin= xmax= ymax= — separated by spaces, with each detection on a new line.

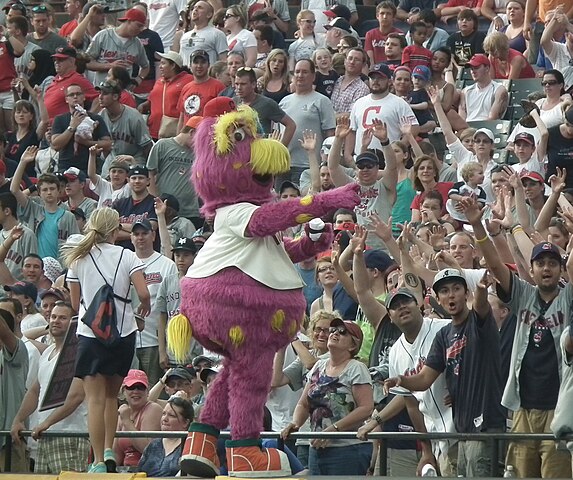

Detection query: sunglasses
xmin=329 ymin=327 xmax=349 ymax=335
xmin=32 ymin=5 xmax=49 ymax=13
xmin=357 ymin=163 xmax=377 ymax=170
xmin=125 ymin=383 xmax=146 ymax=391
xmin=473 ymin=138 xmax=492 ymax=144
xmin=237 ymin=66 xmax=253 ymax=73
xmin=541 ymin=80 xmax=559 ymax=86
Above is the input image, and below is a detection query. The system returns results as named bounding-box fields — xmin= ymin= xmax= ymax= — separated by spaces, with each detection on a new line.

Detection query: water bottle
xmin=503 ymin=465 xmax=516 ymax=478
xmin=421 ymin=464 xmax=437 ymax=477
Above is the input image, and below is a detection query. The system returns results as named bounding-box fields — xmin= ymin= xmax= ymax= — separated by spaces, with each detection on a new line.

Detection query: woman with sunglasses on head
xmin=224 ymin=5 xmax=257 ymax=67
xmin=138 ymin=394 xmax=195 ymax=477
xmin=112 ymin=369 xmax=162 ymax=472
xmin=272 ymin=310 xmax=340 ymax=468
xmin=288 ymin=11 xmax=325 ymax=73
xmin=281 ymin=319 xmax=373 ymax=476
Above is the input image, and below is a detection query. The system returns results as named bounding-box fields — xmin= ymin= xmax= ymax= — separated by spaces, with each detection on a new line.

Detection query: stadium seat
xmin=467 ymin=120 xmax=512 ymax=135
xmin=510 ymin=78 xmax=543 ymax=95
xmin=492 ymin=149 xmax=509 ymax=164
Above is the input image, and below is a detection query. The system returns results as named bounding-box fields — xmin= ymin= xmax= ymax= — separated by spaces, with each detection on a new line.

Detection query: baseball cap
xmin=123 ymin=369 xmax=149 ymax=388
xmin=279 ymin=180 xmax=300 ymax=196
xmin=109 ymin=159 xmax=130 ymax=172
xmin=467 ymin=54 xmax=490 ymax=68
xmin=128 ymin=165 xmax=149 ymax=177
xmin=530 ymin=242 xmax=562 ymax=263
xmin=118 ymin=7 xmax=146 ymax=24
xmin=368 ymin=63 xmax=392 ymax=79
xmin=4 ymin=281 xmax=37 ymax=300
xmin=160 ymin=193 xmax=180 ymax=212
xmin=166 ymin=367 xmax=195 ymax=383
xmin=132 ymin=219 xmax=153 ymax=232
xmin=186 ymin=116 xmax=203 ymax=129
xmin=39 ymin=288 xmax=66 ymax=301
xmin=385 ymin=288 xmax=418 ymax=309
xmin=432 ymin=268 xmax=467 ymax=294
xmin=172 ymin=237 xmax=197 ymax=254
xmin=250 ymin=10 xmax=272 ymax=22
xmin=158 ymin=51 xmax=183 ymax=68
xmin=203 ymin=97 xmax=236 ymax=118
xmin=63 ymin=166 xmax=86 ymax=182
xmin=364 ymin=249 xmax=397 ymax=272
xmin=330 ymin=318 xmax=363 ymax=355
xmin=191 ymin=49 xmax=209 ymax=63
xmin=3 ymin=2 xmax=26 ymax=14
xmin=52 ymin=46 xmax=77 ymax=59
xmin=355 ymin=151 xmax=379 ymax=167
xmin=82 ymin=2 xmax=109 ymax=16
xmin=412 ymin=65 xmax=431 ymax=82
xmin=96 ymin=80 xmax=122 ymax=95
xmin=199 ymin=365 xmax=222 ymax=383
xmin=63 ymin=234 xmax=85 ymax=248
xmin=192 ymin=354 xmax=216 ymax=368
xmin=520 ymin=170 xmax=544 ymax=183
xmin=514 ymin=132 xmax=535 ymax=146
xmin=324 ymin=4 xmax=351 ymax=20
xmin=321 ymin=136 xmax=334 ymax=155
xmin=473 ymin=128 xmax=495 ymax=143
xmin=324 ymin=17 xmax=352 ymax=33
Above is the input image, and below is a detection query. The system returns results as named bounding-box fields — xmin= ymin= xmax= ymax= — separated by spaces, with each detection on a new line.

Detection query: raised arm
xmin=371 ymin=119 xmax=397 ymax=198
xmin=428 ymin=85 xmax=458 ymax=145
xmin=460 ymin=196 xmax=511 ymax=293
xmin=369 ymin=213 xmax=401 ymax=263
xmin=473 ymin=269 xmax=494 ymax=320
xmin=154 ymin=197 xmax=173 ymax=259
xmin=535 ymin=168 xmax=566 ymax=236
xmin=532 ymin=109 xmax=548 ymax=161
xmin=299 ymin=130 xmax=320 ymax=194
xmin=87 ymin=145 xmax=101 ymax=186
xmin=10 ymin=146 xmax=36 ymax=208
xmin=328 ymin=115 xmax=355 ymax=187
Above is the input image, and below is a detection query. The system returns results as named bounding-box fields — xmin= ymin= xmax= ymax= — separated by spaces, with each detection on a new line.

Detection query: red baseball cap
xmin=122 ymin=369 xmax=149 ymax=388
xmin=467 ymin=54 xmax=490 ymax=68
xmin=118 ymin=8 xmax=146 ymax=24
xmin=186 ymin=116 xmax=204 ymax=129
xmin=203 ymin=97 xmax=236 ymax=118
xmin=520 ymin=170 xmax=544 ymax=183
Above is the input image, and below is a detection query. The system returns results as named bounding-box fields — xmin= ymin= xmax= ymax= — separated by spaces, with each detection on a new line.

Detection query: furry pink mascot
xmin=168 ymin=101 xmax=360 ymax=477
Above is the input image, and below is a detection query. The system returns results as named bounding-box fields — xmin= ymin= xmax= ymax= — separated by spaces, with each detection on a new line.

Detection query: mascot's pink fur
xmin=168 ymin=104 xmax=360 ymax=478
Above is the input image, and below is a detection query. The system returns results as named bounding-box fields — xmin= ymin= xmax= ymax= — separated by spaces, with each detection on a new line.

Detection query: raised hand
xmin=298 ymin=129 xmax=316 ymax=151
xmin=427 ymin=85 xmax=441 ymax=105
xmin=154 ymin=196 xmax=167 ymax=216
xmin=9 ymin=224 xmax=24 ymax=241
xmin=428 ymin=224 xmax=447 ymax=250
xmin=400 ymin=122 xmax=413 ymax=137
xmin=459 ymin=196 xmax=484 ymax=224
xmin=549 ymin=167 xmax=567 ymax=194
xmin=269 ymin=129 xmax=282 ymax=142
xmin=476 ymin=269 xmax=494 ymax=290
xmin=335 ymin=115 xmax=352 ymax=139
xmin=361 ymin=128 xmax=374 ymax=152
xmin=350 ymin=224 xmax=368 ymax=254
xmin=369 ymin=213 xmax=392 ymax=242
xmin=370 ymin=118 xmax=388 ymax=143
xmin=21 ymin=145 xmax=39 ymax=164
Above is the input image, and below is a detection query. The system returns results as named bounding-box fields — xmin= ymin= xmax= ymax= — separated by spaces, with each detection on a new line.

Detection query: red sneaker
xmin=180 ymin=423 xmax=220 ymax=477
xmin=226 ymin=439 xmax=291 ymax=477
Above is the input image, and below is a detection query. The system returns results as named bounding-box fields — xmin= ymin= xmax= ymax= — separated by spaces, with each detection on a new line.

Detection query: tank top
xmin=116 ymin=402 xmax=152 ymax=467
xmin=262 ymin=85 xmax=290 ymax=104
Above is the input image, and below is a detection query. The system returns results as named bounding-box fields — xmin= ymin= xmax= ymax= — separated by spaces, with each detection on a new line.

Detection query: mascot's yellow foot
xmin=180 ymin=423 xmax=220 ymax=478
xmin=226 ymin=439 xmax=291 ymax=478
xmin=166 ymin=313 xmax=192 ymax=364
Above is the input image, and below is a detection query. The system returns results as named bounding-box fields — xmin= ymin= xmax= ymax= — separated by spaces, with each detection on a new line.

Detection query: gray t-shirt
xmin=167 ymin=216 xmax=197 ymax=250
xmin=356 ymin=179 xmax=393 ymax=250
xmin=26 ymin=32 xmax=68 ymax=54
xmin=86 ymin=29 xmax=149 ymax=85
xmin=279 ymin=91 xmax=336 ymax=168
xmin=179 ymin=25 xmax=228 ymax=67
xmin=15 ymin=41 xmax=40 ymax=79
xmin=146 ymin=138 xmax=199 ymax=219
xmin=235 ymin=94 xmax=286 ymax=135
xmin=0 ymin=339 xmax=28 ymax=445
xmin=100 ymin=105 xmax=153 ymax=164
xmin=65 ymin=197 xmax=98 ymax=220
xmin=0 ymin=226 xmax=38 ymax=281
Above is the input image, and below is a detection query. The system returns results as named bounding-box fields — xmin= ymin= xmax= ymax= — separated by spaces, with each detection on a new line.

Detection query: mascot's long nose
xmin=250 ymin=138 xmax=290 ymax=175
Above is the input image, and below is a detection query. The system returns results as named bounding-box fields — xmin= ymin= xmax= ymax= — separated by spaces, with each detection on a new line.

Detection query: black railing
xmin=1 ymin=430 xmax=571 ymax=476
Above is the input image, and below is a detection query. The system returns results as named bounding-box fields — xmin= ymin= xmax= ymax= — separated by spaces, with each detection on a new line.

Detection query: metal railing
xmin=1 ymin=430 xmax=571 ymax=476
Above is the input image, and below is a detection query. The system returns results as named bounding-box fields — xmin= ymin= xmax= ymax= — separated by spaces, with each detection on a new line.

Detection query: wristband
xmin=476 ymin=236 xmax=489 ymax=244
xmin=511 ymin=225 xmax=524 ymax=235
xmin=380 ymin=139 xmax=390 ymax=147
xmin=489 ymin=230 xmax=502 ymax=238
xmin=332 ymin=423 xmax=340 ymax=431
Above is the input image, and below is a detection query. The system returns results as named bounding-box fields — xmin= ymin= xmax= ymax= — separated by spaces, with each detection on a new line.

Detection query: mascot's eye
xmin=233 ymin=128 xmax=246 ymax=142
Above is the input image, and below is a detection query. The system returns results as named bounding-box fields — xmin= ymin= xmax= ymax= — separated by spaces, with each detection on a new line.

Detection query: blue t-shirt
xmin=38 ymin=209 xmax=64 ymax=258
xmin=296 ymin=265 xmax=323 ymax=315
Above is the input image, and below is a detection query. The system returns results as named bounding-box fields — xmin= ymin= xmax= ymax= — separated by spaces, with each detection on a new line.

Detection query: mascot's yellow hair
xmin=213 ymin=106 xmax=259 ymax=155
xmin=167 ymin=314 xmax=193 ymax=364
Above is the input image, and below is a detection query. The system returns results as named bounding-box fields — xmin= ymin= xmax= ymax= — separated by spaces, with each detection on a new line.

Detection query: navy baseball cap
xmin=369 ymin=63 xmax=392 ymax=79
xmin=160 ymin=193 xmax=180 ymax=213
xmin=530 ymin=242 xmax=562 ymax=264
xmin=364 ymin=249 xmax=397 ymax=272
xmin=385 ymin=287 xmax=417 ymax=309
xmin=132 ymin=219 xmax=153 ymax=232
xmin=128 ymin=165 xmax=149 ymax=177
xmin=355 ymin=151 xmax=379 ymax=167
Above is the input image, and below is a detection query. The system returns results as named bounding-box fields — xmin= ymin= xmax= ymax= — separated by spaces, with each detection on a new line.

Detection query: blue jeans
xmin=309 ymin=443 xmax=373 ymax=475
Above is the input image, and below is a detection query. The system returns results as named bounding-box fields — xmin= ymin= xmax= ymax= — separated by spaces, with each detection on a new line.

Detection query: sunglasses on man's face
xmin=357 ymin=163 xmax=377 ymax=170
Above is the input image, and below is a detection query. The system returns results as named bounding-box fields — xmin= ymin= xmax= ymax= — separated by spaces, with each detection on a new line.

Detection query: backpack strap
xmin=89 ymin=250 xmax=132 ymax=304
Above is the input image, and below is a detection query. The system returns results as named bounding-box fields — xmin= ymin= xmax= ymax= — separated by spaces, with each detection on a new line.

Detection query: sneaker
xmin=104 ymin=448 xmax=117 ymax=472
xmin=180 ymin=423 xmax=221 ymax=478
xmin=226 ymin=439 xmax=291 ymax=478
xmin=88 ymin=462 xmax=107 ymax=473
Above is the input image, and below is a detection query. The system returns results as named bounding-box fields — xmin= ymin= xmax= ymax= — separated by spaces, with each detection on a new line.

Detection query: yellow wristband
xmin=476 ymin=236 xmax=489 ymax=244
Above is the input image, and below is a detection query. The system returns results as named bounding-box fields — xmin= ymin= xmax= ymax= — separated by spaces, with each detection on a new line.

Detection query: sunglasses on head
xmin=329 ymin=326 xmax=349 ymax=335
xmin=125 ymin=383 xmax=146 ymax=391
xmin=32 ymin=5 xmax=48 ymax=13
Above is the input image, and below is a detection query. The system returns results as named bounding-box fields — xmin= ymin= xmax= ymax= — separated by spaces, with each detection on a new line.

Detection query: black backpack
xmin=81 ymin=249 xmax=131 ymax=346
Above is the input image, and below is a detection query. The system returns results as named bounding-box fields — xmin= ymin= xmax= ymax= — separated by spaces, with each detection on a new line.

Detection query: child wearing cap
xmin=408 ymin=65 xmax=436 ymax=136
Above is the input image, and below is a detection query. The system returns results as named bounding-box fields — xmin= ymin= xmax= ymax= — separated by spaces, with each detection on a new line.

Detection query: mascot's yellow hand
xmin=166 ymin=314 xmax=193 ymax=364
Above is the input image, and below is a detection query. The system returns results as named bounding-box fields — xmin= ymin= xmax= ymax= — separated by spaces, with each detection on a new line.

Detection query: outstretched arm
xmin=283 ymin=224 xmax=334 ymax=264
xmin=248 ymin=183 xmax=361 ymax=238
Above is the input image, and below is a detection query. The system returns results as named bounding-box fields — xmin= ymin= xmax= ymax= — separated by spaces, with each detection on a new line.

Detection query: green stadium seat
xmin=510 ymin=78 xmax=542 ymax=95
xmin=467 ymin=120 xmax=512 ymax=135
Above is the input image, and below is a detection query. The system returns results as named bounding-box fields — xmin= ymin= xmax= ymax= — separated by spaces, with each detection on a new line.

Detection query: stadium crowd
xmin=0 ymin=0 xmax=572 ymax=476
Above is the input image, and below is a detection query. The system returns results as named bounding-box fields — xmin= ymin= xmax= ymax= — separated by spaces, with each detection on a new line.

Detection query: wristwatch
xmin=67 ymin=126 xmax=76 ymax=133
